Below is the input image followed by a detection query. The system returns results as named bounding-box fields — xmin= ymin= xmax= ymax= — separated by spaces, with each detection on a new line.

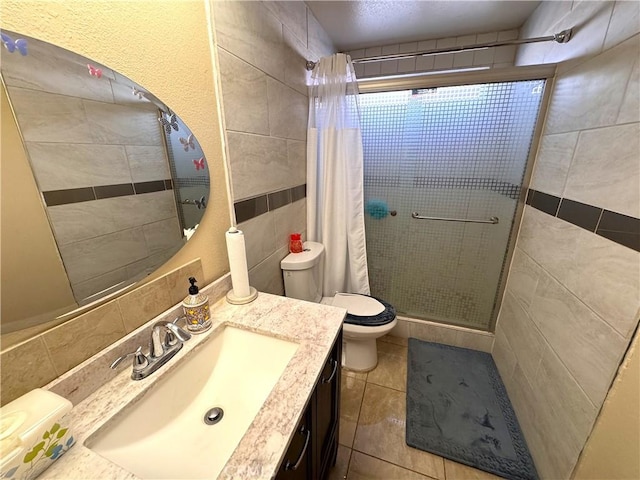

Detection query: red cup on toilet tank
xmin=289 ymin=233 xmax=303 ymax=253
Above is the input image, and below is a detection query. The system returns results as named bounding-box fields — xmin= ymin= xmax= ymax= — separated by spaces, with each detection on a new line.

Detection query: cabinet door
xmin=276 ymin=404 xmax=313 ymax=480
xmin=316 ymin=332 xmax=342 ymax=479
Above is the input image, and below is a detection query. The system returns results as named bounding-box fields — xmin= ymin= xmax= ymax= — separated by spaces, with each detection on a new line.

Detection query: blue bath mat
xmin=406 ymin=338 xmax=538 ymax=480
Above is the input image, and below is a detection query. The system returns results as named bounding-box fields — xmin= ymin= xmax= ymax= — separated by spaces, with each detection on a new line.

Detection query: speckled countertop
xmin=39 ymin=275 xmax=345 ymax=480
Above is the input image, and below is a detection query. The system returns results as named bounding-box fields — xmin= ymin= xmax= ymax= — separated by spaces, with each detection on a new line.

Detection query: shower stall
xmin=360 ymin=76 xmax=547 ymax=331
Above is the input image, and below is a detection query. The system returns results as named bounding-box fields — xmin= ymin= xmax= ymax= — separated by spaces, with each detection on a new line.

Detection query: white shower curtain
xmin=307 ymin=53 xmax=370 ymax=296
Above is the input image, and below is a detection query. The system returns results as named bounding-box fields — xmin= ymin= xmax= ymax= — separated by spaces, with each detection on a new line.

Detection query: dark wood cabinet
xmin=276 ymin=329 xmax=342 ymax=480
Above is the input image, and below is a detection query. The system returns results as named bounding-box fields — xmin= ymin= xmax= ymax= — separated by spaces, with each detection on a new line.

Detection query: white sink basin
xmin=85 ymin=325 xmax=298 ymax=479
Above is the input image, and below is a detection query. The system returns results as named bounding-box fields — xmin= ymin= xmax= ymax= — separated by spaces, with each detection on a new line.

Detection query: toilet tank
xmin=280 ymin=241 xmax=324 ymax=303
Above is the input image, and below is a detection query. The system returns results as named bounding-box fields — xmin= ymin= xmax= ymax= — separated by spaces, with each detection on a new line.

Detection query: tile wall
xmin=2 ymin=35 xmax=181 ymax=304
xmin=0 ymin=258 xmax=204 ymax=406
xmin=347 ymin=29 xmax=519 ymax=78
xmin=211 ymin=0 xmax=335 ymax=294
xmin=492 ymin=2 xmax=640 ymax=478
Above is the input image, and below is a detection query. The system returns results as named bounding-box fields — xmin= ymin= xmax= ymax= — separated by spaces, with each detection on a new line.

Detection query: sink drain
xmin=204 ymin=407 xmax=224 ymax=425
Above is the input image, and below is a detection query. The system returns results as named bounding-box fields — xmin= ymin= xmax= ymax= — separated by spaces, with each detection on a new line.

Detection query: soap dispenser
xmin=182 ymin=277 xmax=211 ymax=333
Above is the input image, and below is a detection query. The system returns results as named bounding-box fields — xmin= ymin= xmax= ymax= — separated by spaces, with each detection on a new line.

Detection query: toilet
xmin=281 ymin=241 xmax=397 ymax=372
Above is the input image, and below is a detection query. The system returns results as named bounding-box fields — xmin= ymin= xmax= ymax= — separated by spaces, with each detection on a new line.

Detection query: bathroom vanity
xmin=37 ymin=275 xmax=346 ymax=480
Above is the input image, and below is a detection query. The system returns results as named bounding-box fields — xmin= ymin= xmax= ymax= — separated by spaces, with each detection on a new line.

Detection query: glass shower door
xmin=360 ymin=80 xmax=545 ymax=330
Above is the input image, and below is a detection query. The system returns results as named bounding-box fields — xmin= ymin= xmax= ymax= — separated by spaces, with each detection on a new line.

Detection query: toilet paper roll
xmin=225 ymin=227 xmax=251 ymax=298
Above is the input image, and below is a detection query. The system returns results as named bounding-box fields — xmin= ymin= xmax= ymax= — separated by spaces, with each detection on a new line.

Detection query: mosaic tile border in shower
xmin=365 ymin=175 xmax=521 ymax=199
xmin=526 ymin=189 xmax=640 ymax=252
xmin=42 ymin=179 xmax=173 ymax=206
xmin=173 ymin=176 xmax=210 ymax=188
xmin=234 ymin=184 xmax=306 ymax=223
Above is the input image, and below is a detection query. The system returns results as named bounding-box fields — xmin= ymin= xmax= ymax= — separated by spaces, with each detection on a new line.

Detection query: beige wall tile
xmin=42 ymin=301 xmax=126 ymax=375
xmin=390 ymin=318 xmax=410 ymax=338
xmin=529 ymin=132 xmax=579 ymax=196
xmin=267 ymin=77 xmax=307 ymax=141
xmin=143 ymin=217 xmax=182 ymax=255
xmin=287 ymin=139 xmax=306 ymax=186
xmin=117 ymin=277 xmax=173 ymax=332
xmin=543 ymin=35 xmax=638 ymax=134
xmin=125 ymin=145 xmax=170 ymax=183
xmin=491 ymin=328 xmax=517 ymax=381
xmin=59 ymin=227 xmax=149 ymax=284
xmin=410 ymin=320 xmax=458 ymax=346
xmin=213 ymin=0 xmax=286 ymax=82
xmin=398 ymin=56 xmax=417 ymax=73
xmin=617 ymin=55 xmax=639 ymax=124
xmin=238 ymin=212 xmax=278 ymax=270
xmin=518 ymin=208 xmax=640 ymax=339
xmin=504 ymin=248 xmax=542 ymax=309
xmin=455 ymin=330 xmax=493 ymax=353
xmin=564 ymin=123 xmax=640 ymax=218
xmin=2 ymin=37 xmax=115 ymax=103
xmin=529 ymin=272 xmax=627 ymax=406
xmin=495 ymin=292 xmax=544 ymax=382
xmin=125 ymin=245 xmax=181 ymax=281
xmin=263 ymin=1 xmax=307 ymax=48
xmin=531 ymin=345 xmax=599 ymax=479
xmin=415 ymin=54 xmax=435 ymax=72
xmin=0 ymin=337 xmax=58 ymax=406
xmin=452 ymin=51 xmax=475 ymax=68
xmin=8 ymin=87 xmax=95 ymax=143
xmin=248 ymin=245 xmax=288 ymax=295
xmin=274 ymin=199 xmax=306 ymax=249
xmin=27 ymin=142 xmax=131 ymax=190
xmin=282 ymin=27 xmax=312 ymax=96
xmin=502 ymin=365 xmax=544 ymax=473
xmin=307 ymin=8 xmax=335 ymax=58
xmin=71 ymin=266 xmax=129 ymax=303
xmin=83 ymin=99 xmax=162 ymax=146
xmin=227 ymin=131 xmax=289 ymax=200
xmin=165 ymin=258 xmax=204 ymax=305
xmin=217 ymin=49 xmax=270 ymax=135
xmin=493 ymin=44 xmax=517 ymax=64
xmin=543 ymin=1 xmax=614 ymax=66
xmin=604 ymin=1 xmax=640 ymax=51
xmin=380 ymin=58 xmax=399 ymax=75
xmin=48 ymin=191 xmax=177 ymax=245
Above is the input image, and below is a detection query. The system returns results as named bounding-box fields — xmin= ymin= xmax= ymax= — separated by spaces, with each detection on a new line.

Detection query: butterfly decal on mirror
xmin=159 ymin=112 xmax=179 ymax=135
xmin=194 ymin=196 xmax=206 ymax=210
xmin=193 ymin=157 xmax=205 ymax=171
xmin=179 ymin=134 xmax=195 ymax=152
xmin=87 ymin=64 xmax=102 ymax=78
xmin=1 ymin=32 xmax=28 ymax=56
xmin=132 ymin=87 xmax=145 ymax=99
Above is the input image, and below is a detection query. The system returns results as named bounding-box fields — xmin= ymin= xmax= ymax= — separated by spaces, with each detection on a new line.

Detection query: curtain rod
xmin=305 ymin=28 xmax=572 ymax=71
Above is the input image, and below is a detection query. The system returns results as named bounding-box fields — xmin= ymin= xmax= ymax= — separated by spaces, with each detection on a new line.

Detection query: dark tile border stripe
xmin=95 ymin=183 xmax=135 ymax=199
xmin=43 ymin=179 xmax=174 ymax=207
xmin=234 ymin=184 xmax=307 ymax=224
xmin=527 ymin=188 xmax=639 ymax=252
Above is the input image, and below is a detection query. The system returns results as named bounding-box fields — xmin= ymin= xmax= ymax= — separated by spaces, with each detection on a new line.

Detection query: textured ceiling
xmin=307 ymin=1 xmax=541 ymax=51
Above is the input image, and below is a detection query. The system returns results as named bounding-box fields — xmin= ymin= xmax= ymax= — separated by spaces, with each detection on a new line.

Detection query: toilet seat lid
xmin=333 ymin=293 xmax=385 ymax=316
xmin=332 ymin=294 xmax=396 ymax=327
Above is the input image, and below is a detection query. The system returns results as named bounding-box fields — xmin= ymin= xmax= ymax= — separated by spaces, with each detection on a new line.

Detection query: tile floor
xmin=328 ymin=335 xmax=504 ymax=480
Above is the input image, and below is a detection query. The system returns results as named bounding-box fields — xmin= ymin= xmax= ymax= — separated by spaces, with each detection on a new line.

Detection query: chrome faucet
xmin=111 ymin=317 xmax=191 ymax=380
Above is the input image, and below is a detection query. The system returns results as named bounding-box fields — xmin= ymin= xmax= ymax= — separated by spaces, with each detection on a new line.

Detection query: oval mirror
xmin=1 ymin=30 xmax=210 ymax=348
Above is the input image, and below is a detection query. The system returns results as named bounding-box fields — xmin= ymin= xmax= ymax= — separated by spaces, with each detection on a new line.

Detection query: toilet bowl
xmin=281 ymin=242 xmax=396 ymax=372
